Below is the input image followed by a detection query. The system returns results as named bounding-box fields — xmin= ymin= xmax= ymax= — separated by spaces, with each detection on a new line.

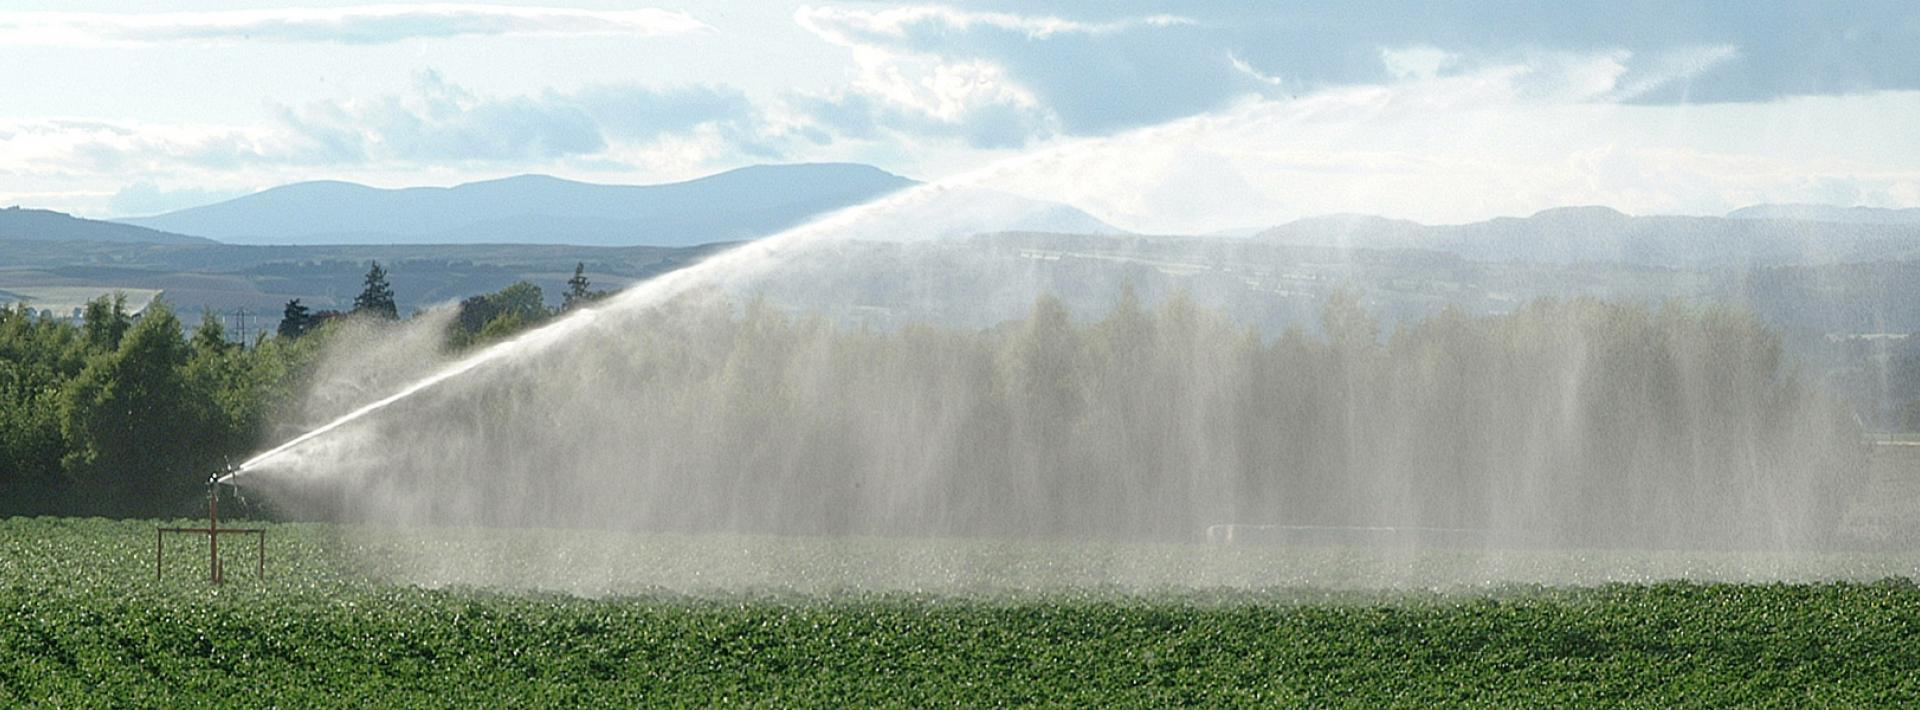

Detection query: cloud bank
xmin=4 ymin=3 xmax=1918 ymax=222
xmin=793 ymin=5 xmax=1266 ymax=148
xmin=784 ymin=4 xmax=1761 ymax=151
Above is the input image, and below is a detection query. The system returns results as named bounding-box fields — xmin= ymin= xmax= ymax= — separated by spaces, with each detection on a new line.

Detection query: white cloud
xmin=0 ymin=73 xmax=794 ymax=215
xmin=1230 ymin=54 xmax=1286 ymax=87
xmin=792 ymin=5 xmax=1251 ymax=149
xmin=794 ymin=7 xmax=1063 ymax=148
xmin=0 ymin=72 xmax=771 ymax=170
xmin=0 ymin=5 xmax=709 ymax=47
xmin=276 ymin=71 xmax=609 ymax=163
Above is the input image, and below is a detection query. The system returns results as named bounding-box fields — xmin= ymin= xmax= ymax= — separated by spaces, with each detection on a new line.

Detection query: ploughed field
xmin=5 ymin=517 xmax=1920 ymax=705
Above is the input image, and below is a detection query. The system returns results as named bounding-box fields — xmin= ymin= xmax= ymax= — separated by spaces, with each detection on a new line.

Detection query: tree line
xmin=0 ymin=260 xmax=601 ymax=516
xmin=0 ymin=295 xmax=322 ymax=516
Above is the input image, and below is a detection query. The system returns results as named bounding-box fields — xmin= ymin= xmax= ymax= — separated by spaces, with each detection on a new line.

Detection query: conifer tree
xmin=352 ymin=261 xmax=398 ymax=320
xmin=191 ymin=308 xmax=228 ymax=354
xmin=563 ymin=262 xmax=599 ymax=310
xmin=278 ymin=298 xmax=313 ymax=339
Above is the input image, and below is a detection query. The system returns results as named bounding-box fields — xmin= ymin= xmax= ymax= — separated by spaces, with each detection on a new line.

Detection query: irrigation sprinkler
xmin=156 ymin=468 xmax=265 ymax=583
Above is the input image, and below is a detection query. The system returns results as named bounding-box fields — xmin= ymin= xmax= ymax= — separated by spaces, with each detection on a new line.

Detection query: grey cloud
xmin=792 ymin=1 xmax=1920 ymax=162
xmin=949 ymin=22 xmax=1268 ymax=134
xmin=947 ymin=1 xmax=1920 ymax=104
xmin=794 ymin=6 xmax=1281 ymax=146
xmin=791 ymin=1 xmax=1920 ymax=150
xmin=270 ymin=73 xmax=775 ymax=165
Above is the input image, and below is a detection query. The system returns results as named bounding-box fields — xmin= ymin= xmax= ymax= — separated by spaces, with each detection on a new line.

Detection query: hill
xmin=0 ymin=206 xmax=214 ymax=245
xmin=1728 ymin=204 xmax=1920 ymax=225
xmin=1257 ymin=206 xmax=1920 ymax=268
xmin=118 ymin=163 xmax=1123 ymax=247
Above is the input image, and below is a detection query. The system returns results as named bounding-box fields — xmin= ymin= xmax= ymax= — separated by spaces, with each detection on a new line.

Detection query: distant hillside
xmin=1257 ymin=206 xmax=1920 ymax=268
xmin=1728 ymin=204 xmax=1920 ymax=225
xmin=119 ymin=163 xmax=1124 ymax=247
xmin=0 ymin=206 xmax=214 ymax=245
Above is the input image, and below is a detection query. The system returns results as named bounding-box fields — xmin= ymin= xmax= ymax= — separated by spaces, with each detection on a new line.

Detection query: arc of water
xmin=218 ymin=106 xmax=1219 ymax=484
xmin=221 ymin=180 xmax=1051 ymax=480
xmin=224 ymin=188 xmax=925 ymax=480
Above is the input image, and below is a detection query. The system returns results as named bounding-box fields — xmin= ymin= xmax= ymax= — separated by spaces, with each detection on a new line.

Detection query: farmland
xmin=4 ymin=517 xmax=1920 ymax=705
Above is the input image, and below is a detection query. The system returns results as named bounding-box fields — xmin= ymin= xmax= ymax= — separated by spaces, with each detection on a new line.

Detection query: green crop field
xmin=5 ymin=517 xmax=1920 ymax=706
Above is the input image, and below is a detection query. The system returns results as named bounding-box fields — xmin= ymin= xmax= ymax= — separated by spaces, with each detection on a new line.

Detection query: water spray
xmin=219 ymin=127 xmax=1148 ymax=483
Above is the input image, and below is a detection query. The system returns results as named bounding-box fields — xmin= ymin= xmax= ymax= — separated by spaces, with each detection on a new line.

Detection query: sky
xmin=2 ymin=1 xmax=1919 ymax=232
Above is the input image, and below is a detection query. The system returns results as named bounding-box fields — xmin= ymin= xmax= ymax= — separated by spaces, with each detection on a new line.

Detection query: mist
xmin=237 ymin=260 xmax=1882 ymax=593
xmin=217 ymin=98 xmax=1910 ymax=595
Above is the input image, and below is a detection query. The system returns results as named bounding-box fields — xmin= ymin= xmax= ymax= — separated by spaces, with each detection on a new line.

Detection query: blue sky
xmin=3 ymin=1 xmax=1918 ymax=231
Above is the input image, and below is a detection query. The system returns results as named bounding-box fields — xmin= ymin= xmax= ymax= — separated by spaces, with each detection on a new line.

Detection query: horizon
xmin=0 ymin=3 xmax=1916 ymax=232
xmin=20 ymin=161 xmax=1920 ymax=236
xmin=100 ymin=161 xmax=918 ymax=219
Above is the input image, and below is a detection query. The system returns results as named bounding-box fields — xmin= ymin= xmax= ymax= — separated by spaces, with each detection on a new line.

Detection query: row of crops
xmin=5 ymin=517 xmax=1919 ymax=704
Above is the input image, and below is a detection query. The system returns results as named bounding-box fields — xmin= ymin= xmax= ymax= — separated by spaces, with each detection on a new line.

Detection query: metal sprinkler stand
xmin=156 ymin=470 xmax=265 ymax=583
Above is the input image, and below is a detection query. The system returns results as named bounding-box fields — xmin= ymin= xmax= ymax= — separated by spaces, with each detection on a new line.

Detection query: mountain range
xmin=12 ymin=181 xmax=1920 ymax=342
xmin=1726 ymin=204 xmax=1920 ymax=224
xmin=1256 ymin=206 xmax=1920 ymax=268
xmin=117 ymin=163 xmax=1122 ymax=247
xmin=7 ymin=161 xmax=1919 ymax=271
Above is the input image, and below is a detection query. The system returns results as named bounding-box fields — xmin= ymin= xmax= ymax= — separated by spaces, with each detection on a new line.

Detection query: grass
xmin=4 ymin=517 xmax=1920 ymax=705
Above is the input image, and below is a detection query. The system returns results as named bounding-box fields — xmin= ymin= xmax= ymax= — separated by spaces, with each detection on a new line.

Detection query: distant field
xmin=5 ymin=517 xmax=1920 ymax=705
xmin=0 ymin=286 xmax=163 ymax=319
xmin=0 ymin=240 xmax=726 ymax=317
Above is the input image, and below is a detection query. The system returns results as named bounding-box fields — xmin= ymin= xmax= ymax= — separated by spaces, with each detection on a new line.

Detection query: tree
xmin=81 ymin=293 xmax=131 ymax=352
xmin=1320 ymin=288 xmax=1379 ymax=352
xmin=352 ymin=261 xmax=398 ymax=319
xmin=0 ymin=305 xmax=75 ymax=514
xmin=452 ymin=281 xmax=550 ymax=346
xmin=455 ymin=294 xmax=500 ymax=337
xmin=59 ymin=302 xmax=212 ymax=515
xmin=489 ymin=281 xmax=548 ymax=323
xmin=192 ymin=308 xmax=228 ymax=354
xmin=278 ymin=298 xmax=313 ymax=339
xmin=475 ymin=312 xmax=527 ymax=343
xmin=563 ymin=262 xmax=597 ymax=310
